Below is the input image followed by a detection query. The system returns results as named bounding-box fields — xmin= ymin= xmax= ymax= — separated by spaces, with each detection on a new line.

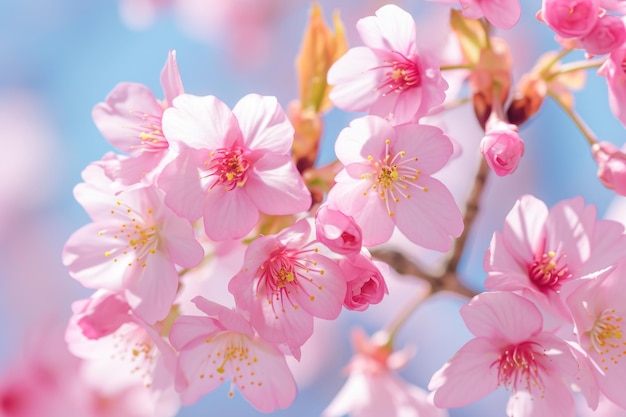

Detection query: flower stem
xmin=545 ymin=58 xmax=605 ymax=82
xmin=548 ymin=90 xmax=598 ymax=146
xmin=440 ymin=64 xmax=474 ymax=71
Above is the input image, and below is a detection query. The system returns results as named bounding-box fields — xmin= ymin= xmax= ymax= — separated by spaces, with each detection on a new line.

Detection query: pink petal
xmin=232 ymin=94 xmax=293 ymax=154
xmin=124 ymin=253 xmax=179 ymax=324
xmin=506 ymin=381 xmax=574 ymax=417
xmin=335 ymin=115 xmax=396 ymax=165
xmin=158 ymin=150 xmax=206 ymax=221
xmin=545 ymin=196 xmax=593 ymax=271
xmin=394 ymin=176 xmax=463 ymax=252
xmin=236 ymin=337 xmax=297 ymax=412
xmin=429 ymin=337 xmax=500 ymax=407
xmin=163 ymin=94 xmax=240 ymax=151
xmin=327 ymin=47 xmax=382 ymax=112
xmin=356 ymin=4 xmax=416 ymax=55
xmin=203 ymin=188 xmax=259 ymax=240
xmin=460 ymin=292 xmax=542 ymax=343
xmin=502 ymin=194 xmax=548 ymax=262
xmin=92 ymin=82 xmax=163 ymax=155
xmin=393 ymin=123 xmax=453 ymax=175
xmin=160 ymin=50 xmax=184 ymax=107
xmin=245 ymin=154 xmax=311 ymax=215
xmin=484 ymin=231 xmax=534 ymax=291
xmin=481 ymin=0 xmax=522 ymax=29
xmin=191 ymin=296 xmax=253 ymax=336
xmin=168 ymin=315 xmax=220 ymax=351
xmin=290 ymin=252 xmax=346 ymax=320
xmin=159 ymin=210 xmax=204 ymax=268
xmin=63 ymin=222 xmax=131 ymax=290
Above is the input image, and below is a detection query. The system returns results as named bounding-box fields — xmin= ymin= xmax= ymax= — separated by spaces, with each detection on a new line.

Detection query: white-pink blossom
xmin=326 ymin=115 xmax=463 ymax=251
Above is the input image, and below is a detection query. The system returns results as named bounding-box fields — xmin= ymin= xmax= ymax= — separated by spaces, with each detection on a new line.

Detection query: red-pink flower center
xmin=492 ymin=341 xmax=548 ymax=394
xmin=257 ymin=248 xmax=324 ymax=316
xmin=374 ymin=51 xmax=421 ymax=94
xmin=206 ymin=148 xmax=249 ymax=190
xmin=527 ymin=251 xmax=571 ymax=292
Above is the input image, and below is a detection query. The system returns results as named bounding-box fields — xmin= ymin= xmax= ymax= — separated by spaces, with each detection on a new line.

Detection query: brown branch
xmin=372 ymin=157 xmax=491 ymax=301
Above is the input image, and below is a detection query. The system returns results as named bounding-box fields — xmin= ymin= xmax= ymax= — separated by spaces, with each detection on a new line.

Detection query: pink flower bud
xmin=480 ymin=121 xmax=525 ymax=176
xmin=338 ymin=253 xmax=388 ymax=311
xmin=592 ymin=141 xmax=626 ymax=195
xmin=315 ymin=204 xmax=362 ymax=256
xmin=73 ymin=292 xmax=131 ymax=339
xmin=581 ymin=14 xmax=626 ymax=55
xmin=541 ymin=0 xmax=599 ymax=38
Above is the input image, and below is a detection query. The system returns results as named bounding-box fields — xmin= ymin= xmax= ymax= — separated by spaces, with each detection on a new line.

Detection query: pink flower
xmin=484 ymin=194 xmax=626 ymax=320
xmin=66 ymin=290 xmax=180 ymax=403
xmin=169 ymin=297 xmax=297 ymax=412
xmin=338 ymin=252 xmax=389 ymax=312
xmin=315 ymin=204 xmax=362 ymax=257
xmin=92 ymin=50 xmax=183 ymax=186
xmin=157 ymin=93 xmax=311 ymax=241
xmin=580 ymin=14 xmax=626 ymax=56
xmin=479 ymin=120 xmax=525 ymax=176
xmin=566 ymin=261 xmax=626 ymax=409
xmin=228 ymin=219 xmax=346 ymax=355
xmin=327 ymin=4 xmax=447 ymax=124
xmin=592 ymin=141 xmax=626 ymax=195
xmin=459 ymin=0 xmax=522 ymax=29
xmin=62 ymin=164 xmax=204 ymax=324
xmin=541 ymin=0 xmax=600 ymax=38
xmin=599 ymin=45 xmax=626 ymax=127
xmin=323 ymin=328 xmax=448 ymax=417
xmin=326 ymin=115 xmax=463 ymax=250
xmin=429 ymin=292 xmax=580 ymax=416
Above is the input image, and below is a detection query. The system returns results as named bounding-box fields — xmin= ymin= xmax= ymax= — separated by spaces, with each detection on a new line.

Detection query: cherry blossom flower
xmin=157 ymin=93 xmax=311 ymax=241
xmin=484 ymin=194 xmax=626 ymax=320
xmin=566 ymin=260 xmax=626 ymax=409
xmin=480 ymin=120 xmax=525 ymax=176
xmin=314 ymin=204 xmax=362 ymax=258
xmin=327 ymin=4 xmax=448 ymax=124
xmin=338 ymin=252 xmax=389 ymax=312
xmin=92 ymin=50 xmax=183 ymax=186
xmin=168 ymin=297 xmax=297 ymax=412
xmin=580 ymin=14 xmax=626 ymax=56
xmin=429 ymin=291 xmax=580 ymax=417
xmin=228 ymin=219 xmax=346 ymax=355
xmin=326 ymin=115 xmax=463 ymax=250
xmin=592 ymin=141 xmax=626 ymax=195
xmin=66 ymin=290 xmax=180 ymax=408
xmin=599 ymin=45 xmax=626 ymax=128
xmin=62 ymin=164 xmax=204 ymax=324
xmin=540 ymin=0 xmax=600 ymax=38
xmin=323 ymin=328 xmax=448 ymax=417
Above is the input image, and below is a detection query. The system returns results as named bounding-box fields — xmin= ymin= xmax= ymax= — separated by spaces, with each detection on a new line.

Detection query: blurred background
xmin=0 ymin=0 xmax=624 ymax=416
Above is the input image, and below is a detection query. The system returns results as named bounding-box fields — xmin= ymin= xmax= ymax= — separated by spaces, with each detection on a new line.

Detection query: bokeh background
xmin=1 ymin=0 xmax=624 ymax=416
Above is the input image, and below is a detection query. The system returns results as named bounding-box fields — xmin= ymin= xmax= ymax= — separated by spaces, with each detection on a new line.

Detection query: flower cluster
xmin=58 ymin=1 xmax=626 ymax=416
xmin=62 ymin=20 xmax=463 ymax=410
xmin=430 ymin=195 xmax=626 ymax=416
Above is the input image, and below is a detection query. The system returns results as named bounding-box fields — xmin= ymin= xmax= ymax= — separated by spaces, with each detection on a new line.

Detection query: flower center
xmin=587 ymin=308 xmax=626 ymax=370
xmin=363 ymin=139 xmax=427 ymax=217
xmin=527 ymin=251 xmax=571 ymax=292
xmin=131 ymin=111 xmax=169 ymax=154
xmin=206 ymin=148 xmax=249 ymax=190
xmin=374 ymin=51 xmax=421 ymax=95
xmin=257 ymin=248 xmax=324 ymax=316
xmin=202 ymin=333 xmax=263 ymax=396
xmin=102 ymin=202 xmax=158 ymax=268
xmin=492 ymin=341 xmax=547 ymax=394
